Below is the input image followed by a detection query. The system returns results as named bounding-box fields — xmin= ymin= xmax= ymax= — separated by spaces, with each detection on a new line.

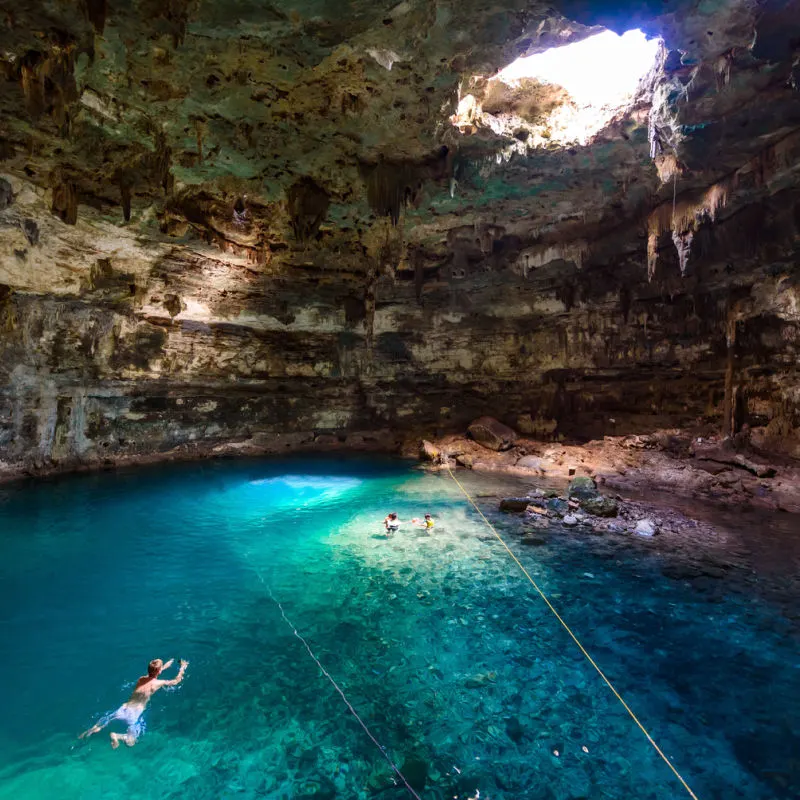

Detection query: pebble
xmin=562 ymin=514 xmax=578 ymax=527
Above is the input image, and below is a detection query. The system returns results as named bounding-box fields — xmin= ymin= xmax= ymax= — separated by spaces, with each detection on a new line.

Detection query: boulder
xmin=568 ymin=476 xmax=598 ymax=500
xmin=455 ymin=453 xmax=474 ymax=468
xmin=562 ymin=514 xmax=578 ymax=527
xmin=516 ymin=455 xmax=546 ymax=472
xmin=468 ymin=416 xmax=517 ymax=451
xmin=634 ymin=518 xmax=657 ymax=537
xmin=499 ymin=497 xmax=529 ymax=512
xmin=580 ymin=496 xmax=618 ymax=517
xmin=419 ymin=439 xmax=439 ymax=462
xmin=546 ymin=497 xmax=568 ymax=516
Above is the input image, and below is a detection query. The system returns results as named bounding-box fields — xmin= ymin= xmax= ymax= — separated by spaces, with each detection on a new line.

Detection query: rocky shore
xmin=413 ymin=416 xmax=800 ymax=514
xmin=413 ymin=417 xmax=800 ymax=631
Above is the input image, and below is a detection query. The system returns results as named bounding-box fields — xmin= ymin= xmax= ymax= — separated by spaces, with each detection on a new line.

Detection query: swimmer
xmin=412 ymin=514 xmax=435 ymax=532
xmin=384 ymin=512 xmax=401 ymax=535
xmin=79 ymin=658 xmax=188 ymax=749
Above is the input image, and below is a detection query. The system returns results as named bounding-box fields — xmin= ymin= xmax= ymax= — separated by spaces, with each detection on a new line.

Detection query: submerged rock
xmin=400 ymin=756 xmax=428 ymax=792
xmin=506 ymin=716 xmax=525 ymax=743
xmin=296 ymin=777 xmax=336 ymax=800
xmin=520 ymin=534 xmax=548 ymax=546
xmin=499 ymin=497 xmax=529 ymax=512
xmin=468 ymin=416 xmax=517 ymax=451
xmin=464 ymin=671 xmax=497 ymax=688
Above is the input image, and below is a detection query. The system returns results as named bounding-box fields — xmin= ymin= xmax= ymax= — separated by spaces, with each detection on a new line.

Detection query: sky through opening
xmin=497 ymin=29 xmax=661 ymax=108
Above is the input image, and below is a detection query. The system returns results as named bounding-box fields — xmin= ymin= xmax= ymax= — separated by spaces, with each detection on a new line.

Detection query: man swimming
xmin=79 ymin=658 xmax=188 ymax=748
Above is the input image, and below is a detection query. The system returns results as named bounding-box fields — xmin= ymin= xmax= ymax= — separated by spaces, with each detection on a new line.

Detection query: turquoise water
xmin=0 ymin=457 xmax=797 ymax=800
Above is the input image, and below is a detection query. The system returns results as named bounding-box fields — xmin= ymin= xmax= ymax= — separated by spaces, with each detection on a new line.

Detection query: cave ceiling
xmin=0 ymin=0 xmax=797 ymax=288
xmin=1 ymin=2 xmax=800 ymax=473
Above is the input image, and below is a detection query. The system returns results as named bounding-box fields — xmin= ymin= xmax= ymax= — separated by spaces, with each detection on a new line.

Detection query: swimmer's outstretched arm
xmin=158 ymin=659 xmax=188 ymax=687
xmin=160 ymin=658 xmax=175 ymax=672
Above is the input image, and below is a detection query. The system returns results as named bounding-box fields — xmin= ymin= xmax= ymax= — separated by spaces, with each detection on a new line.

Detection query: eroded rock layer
xmin=0 ymin=0 xmax=799 ymax=476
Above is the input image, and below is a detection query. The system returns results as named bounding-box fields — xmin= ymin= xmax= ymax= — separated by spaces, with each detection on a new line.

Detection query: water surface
xmin=0 ymin=456 xmax=797 ymax=799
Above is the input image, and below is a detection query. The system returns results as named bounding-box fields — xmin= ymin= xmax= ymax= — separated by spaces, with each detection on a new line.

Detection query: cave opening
xmin=497 ymin=29 xmax=661 ymax=110
xmin=451 ymin=28 xmax=662 ymax=147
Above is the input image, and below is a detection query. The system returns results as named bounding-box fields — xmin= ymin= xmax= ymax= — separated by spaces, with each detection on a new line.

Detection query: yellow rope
xmin=445 ymin=465 xmax=700 ymax=800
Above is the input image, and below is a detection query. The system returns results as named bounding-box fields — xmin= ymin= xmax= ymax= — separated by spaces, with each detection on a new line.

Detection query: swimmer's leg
xmin=109 ymin=731 xmax=130 ymax=749
xmin=79 ymin=712 xmax=114 ymax=739
xmin=111 ymin=719 xmax=142 ymax=749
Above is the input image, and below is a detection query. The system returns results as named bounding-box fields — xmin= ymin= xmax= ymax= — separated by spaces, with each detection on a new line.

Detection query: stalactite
xmin=647 ymin=231 xmax=659 ymax=281
xmin=647 ymin=178 xmax=733 ymax=279
xmin=120 ymin=183 xmax=132 ymax=222
xmin=286 ymin=178 xmax=330 ymax=242
xmin=671 ymin=229 xmax=694 ymax=275
xmin=194 ymin=119 xmax=204 ymax=163
xmin=20 ymin=55 xmax=45 ymax=119
xmin=19 ymin=47 xmax=78 ymax=131
xmin=152 ymin=130 xmax=173 ymax=194
xmin=522 ymin=241 xmax=589 ymax=272
xmin=364 ymin=264 xmax=377 ymax=351
xmin=722 ymin=310 xmax=738 ymax=438
xmin=364 ymin=162 xmax=422 ymax=225
xmin=51 ymin=181 xmax=78 ymax=225
xmin=654 ymin=152 xmax=682 ymax=183
xmin=82 ymin=0 xmax=109 ymax=33
xmin=647 ymin=127 xmax=800 ymax=279
xmin=715 ymin=50 xmax=734 ymax=91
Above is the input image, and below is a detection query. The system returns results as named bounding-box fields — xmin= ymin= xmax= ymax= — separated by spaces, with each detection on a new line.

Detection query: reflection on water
xmin=0 ymin=456 xmax=797 ymax=800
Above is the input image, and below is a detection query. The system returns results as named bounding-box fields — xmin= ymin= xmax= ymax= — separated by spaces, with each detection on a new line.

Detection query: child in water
xmin=412 ymin=514 xmax=435 ymax=532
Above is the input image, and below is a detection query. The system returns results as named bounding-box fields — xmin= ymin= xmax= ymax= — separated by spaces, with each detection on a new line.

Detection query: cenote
xmin=0 ymin=456 xmax=797 ymax=800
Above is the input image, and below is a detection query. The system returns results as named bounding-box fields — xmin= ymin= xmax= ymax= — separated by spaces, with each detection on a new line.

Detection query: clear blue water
xmin=0 ymin=456 xmax=797 ymax=800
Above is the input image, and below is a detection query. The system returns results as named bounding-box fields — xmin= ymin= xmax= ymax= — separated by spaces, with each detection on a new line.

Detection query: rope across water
xmin=444 ymin=464 xmax=700 ymax=800
xmin=248 ymin=560 xmax=423 ymax=800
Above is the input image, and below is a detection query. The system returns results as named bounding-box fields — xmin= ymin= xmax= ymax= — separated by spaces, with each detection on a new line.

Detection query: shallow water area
xmin=0 ymin=456 xmax=797 ymax=800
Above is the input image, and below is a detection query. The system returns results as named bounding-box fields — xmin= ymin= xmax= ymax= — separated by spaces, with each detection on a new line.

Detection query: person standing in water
xmin=384 ymin=513 xmax=401 ymax=535
xmin=80 ymin=658 xmax=188 ymax=748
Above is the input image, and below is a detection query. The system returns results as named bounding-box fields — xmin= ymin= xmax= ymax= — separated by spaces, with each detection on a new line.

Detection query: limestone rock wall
xmin=1 ymin=0 xmax=799 ymax=476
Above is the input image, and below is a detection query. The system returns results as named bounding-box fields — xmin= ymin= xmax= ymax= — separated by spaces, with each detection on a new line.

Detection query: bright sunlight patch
xmin=451 ymin=29 xmax=662 ymax=149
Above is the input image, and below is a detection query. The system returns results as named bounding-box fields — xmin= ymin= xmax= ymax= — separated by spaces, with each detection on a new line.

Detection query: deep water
xmin=0 ymin=457 xmax=797 ymax=800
